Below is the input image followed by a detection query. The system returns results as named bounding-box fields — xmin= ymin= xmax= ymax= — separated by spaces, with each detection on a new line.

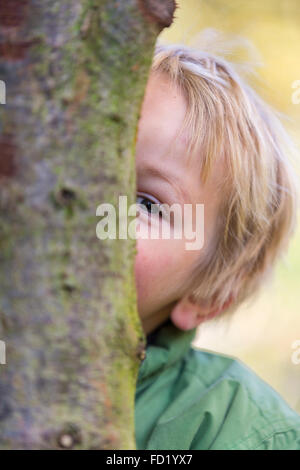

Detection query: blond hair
xmin=151 ymin=38 xmax=299 ymax=317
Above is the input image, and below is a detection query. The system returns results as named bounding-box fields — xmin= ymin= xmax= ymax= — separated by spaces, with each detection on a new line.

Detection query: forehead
xmin=136 ymin=72 xmax=190 ymax=162
xmin=136 ymin=71 xmax=225 ymax=198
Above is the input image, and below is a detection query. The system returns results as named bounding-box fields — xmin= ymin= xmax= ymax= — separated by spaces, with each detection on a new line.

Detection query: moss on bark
xmin=0 ymin=0 xmax=175 ymax=449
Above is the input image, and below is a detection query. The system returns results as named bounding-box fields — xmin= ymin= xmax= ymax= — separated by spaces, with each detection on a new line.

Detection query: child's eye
xmin=136 ymin=193 xmax=162 ymax=217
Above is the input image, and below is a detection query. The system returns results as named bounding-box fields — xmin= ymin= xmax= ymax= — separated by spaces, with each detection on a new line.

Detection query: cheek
xmin=134 ymin=237 xmax=198 ymax=309
xmin=134 ymin=240 xmax=173 ymax=303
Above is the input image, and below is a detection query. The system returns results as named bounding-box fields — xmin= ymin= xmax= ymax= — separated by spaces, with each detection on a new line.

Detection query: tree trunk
xmin=0 ymin=0 xmax=175 ymax=449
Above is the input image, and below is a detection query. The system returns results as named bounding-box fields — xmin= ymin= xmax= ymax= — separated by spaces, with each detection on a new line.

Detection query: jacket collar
xmin=137 ymin=319 xmax=197 ymax=384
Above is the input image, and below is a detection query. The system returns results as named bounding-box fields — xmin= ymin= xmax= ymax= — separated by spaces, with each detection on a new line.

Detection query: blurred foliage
xmin=160 ymin=0 xmax=300 ymax=413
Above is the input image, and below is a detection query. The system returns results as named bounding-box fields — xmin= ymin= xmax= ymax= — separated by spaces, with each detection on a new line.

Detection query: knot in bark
xmin=138 ymin=0 xmax=177 ymax=29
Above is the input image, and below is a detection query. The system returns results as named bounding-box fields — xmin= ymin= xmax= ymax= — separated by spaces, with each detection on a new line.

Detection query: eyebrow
xmin=137 ymin=164 xmax=193 ymax=205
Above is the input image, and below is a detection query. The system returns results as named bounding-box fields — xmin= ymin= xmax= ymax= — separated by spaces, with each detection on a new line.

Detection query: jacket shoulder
xmin=186 ymin=347 xmax=300 ymax=449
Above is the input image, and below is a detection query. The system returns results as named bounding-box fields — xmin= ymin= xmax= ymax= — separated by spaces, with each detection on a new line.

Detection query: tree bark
xmin=0 ymin=0 xmax=176 ymax=449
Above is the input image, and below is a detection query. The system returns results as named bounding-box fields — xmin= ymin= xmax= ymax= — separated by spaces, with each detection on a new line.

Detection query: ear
xmin=170 ymin=294 xmax=233 ymax=331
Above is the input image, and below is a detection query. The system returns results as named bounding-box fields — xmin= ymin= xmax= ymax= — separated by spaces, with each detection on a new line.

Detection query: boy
xmin=134 ymin=42 xmax=300 ymax=450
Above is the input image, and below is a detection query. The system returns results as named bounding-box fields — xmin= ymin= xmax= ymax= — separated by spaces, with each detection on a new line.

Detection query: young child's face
xmin=135 ymin=72 xmax=222 ymax=335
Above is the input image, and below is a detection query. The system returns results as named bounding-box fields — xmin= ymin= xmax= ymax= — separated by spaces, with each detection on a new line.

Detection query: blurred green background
xmin=160 ymin=0 xmax=300 ymax=413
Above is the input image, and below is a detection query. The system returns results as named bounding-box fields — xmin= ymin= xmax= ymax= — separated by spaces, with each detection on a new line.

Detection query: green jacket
xmin=135 ymin=320 xmax=300 ymax=450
